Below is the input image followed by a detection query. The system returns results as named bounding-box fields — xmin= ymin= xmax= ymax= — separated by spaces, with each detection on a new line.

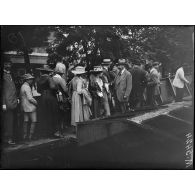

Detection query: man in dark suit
xmin=129 ymin=64 xmax=148 ymax=108
xmin=146 ymin=63 xmax=162 ymax=106
xmin=2 ymin=57 xmax=18 ymax=145
xmin=114 ymin=59 xmax=132 ymax=113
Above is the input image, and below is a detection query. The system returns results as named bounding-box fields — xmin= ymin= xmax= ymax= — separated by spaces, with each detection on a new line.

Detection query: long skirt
xmin=71 ymin=91 xmax=83 ymax=126
xmin=92 ymin=97 xmax=101 ymax=118
xmin=92 ymin=92 xmax=110 ymax=118
xmin=39 ymin=92 xmax=58 ymax=136
xmin=83 ymin=105 xmax=92 ymax=121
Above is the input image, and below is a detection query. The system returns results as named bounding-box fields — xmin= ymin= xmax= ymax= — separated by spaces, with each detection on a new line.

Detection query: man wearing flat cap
xmin=114 ymin=59 xmax=132 ymax=113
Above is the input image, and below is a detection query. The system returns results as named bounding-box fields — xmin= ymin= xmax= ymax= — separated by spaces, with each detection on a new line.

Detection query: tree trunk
xmin=18 ymin=32 xmax=30 ymax=73
xmin=23 ymin=47 xmax=30 ymax=72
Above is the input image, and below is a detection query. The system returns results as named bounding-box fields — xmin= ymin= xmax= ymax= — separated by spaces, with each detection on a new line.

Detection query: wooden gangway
xmin=1 ymin=99 xmax=193 ymax=169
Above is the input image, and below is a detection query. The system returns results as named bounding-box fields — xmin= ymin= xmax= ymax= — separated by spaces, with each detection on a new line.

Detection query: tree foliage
xmin=47 ymin=25 xmax=193 ymax=75
xmin=1 ymin=25 xmax=193 ymax=76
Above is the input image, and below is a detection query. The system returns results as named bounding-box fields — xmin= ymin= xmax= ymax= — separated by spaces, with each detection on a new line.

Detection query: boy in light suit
xmin=20 ymin=74 xmax=37 ymax=140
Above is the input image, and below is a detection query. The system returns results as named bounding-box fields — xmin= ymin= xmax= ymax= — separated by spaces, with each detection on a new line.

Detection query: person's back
xmin=172 ymin=66 xmax=189 ymax=102
xmin=37 ymin=74 xmax=57 ymax=96
xmin=55 ymin=62 xmax=66 ymax=81
xmin=37 ymin=74 xmax=50 ymax=92
xmin=130 ymin=66 xmax=147 ymax=108
xmin=53 ymin=73 xmax=67 ymax=94
xmin=150 ymin=67 xmax=160 ymax=85
xmin=173 ymin=67 xmax=185 ymax=88
xmin=131 ymin=66 xmax=147 ymax=88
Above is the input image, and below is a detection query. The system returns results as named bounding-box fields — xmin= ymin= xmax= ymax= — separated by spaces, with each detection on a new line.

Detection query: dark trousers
xmin=3 ymin=109 xmax=14 ymax=141
xmin=147 ymin=86 xmax=156 ymax=106
xmin=154 ymin=95 xmax=162 ymax=105
xmin=175 ymin=87 xmax=184 ymax=102
xmin=119 ymin=102 xmax=128 ymax=113
xmin=129 ymin=87 xmax=145 ymax=109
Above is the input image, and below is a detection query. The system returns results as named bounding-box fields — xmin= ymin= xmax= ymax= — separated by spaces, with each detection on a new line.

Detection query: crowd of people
xmin=2 ymin=56 xmax=190 ymax=145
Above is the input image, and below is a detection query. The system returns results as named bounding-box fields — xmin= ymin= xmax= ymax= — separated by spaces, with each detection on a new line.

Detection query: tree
xmin=2 ymin=25 xmax=193 ymax=76
xmin=1 ymin=25 xmax=50 ymax=72
xmin=47 ymin=26 xmax=135 ymax=69
xmin=140 ymin=26 xmax=194 ymax=75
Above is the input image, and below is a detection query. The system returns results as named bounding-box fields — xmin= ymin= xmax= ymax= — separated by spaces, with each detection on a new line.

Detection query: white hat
xmin=118 ymin=59 xmax=126 ymax=64
xmin=71 ymin=66 xmax=87 ymax=75
xmin=102 ymin=59 xmax=112 ymax=65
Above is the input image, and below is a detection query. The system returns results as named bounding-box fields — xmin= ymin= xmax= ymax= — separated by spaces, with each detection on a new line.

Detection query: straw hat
xmin=101 ymin=59 xmax=112 ymax=66
xmin=117 ymin=59 xmax=127 ymax=66
xmin=23 ymin=73 xmax=35 ymax=80
xmin=71 ymin=66 xmax=87 ymax=75
xmin=90 ymin=66 xmax=103 ymax=73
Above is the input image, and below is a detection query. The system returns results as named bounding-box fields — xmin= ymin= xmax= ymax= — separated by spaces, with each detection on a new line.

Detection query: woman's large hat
xmin=36 ymin=65 xmax=53 ymax=72
xmin=90 ymin=66 xmax=103 ymax=73
xmin=71 ymin=66 xmax=87 ymax=75
xmin=23 ymin=73 xmax=35 ymax=80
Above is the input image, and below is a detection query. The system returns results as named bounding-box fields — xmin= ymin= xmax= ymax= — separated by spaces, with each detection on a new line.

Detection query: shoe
xmin=7 ymin=139 xmax=16 ymax=145
xmin=23 ymin=135 xmax=28 ymax=140
xmin=54 ymin=131 xmax=60 ymax=137
xmin=23 ymin=136 xmax=29 ymax=142
xmin=49 ymin=134 xmax=60 ymax=139
xmin=29 ymin=134 xmax=36 ymax=141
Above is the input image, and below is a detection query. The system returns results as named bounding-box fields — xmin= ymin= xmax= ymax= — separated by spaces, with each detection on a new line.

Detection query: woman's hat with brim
xmin=36 ymin=65 xmax=53 ymax=72
xmin=23 ymin=73 xmax=35 ymax=80
xmin=71 ymin=66 xmax=87 ymax=75
xmin=90 ymin=66 xmax=103 ymax=73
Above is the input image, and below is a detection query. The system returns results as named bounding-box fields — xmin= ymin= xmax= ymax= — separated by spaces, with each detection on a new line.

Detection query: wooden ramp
xmin=1 ymin=100 xmax=193 ymax=169
xmin=71 ymin=100 xmax=193 ymax=169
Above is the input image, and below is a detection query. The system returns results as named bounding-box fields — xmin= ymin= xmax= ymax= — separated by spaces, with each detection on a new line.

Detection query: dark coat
xmin=3 ymin=72 xmax=17 ymax=110
xmin=130 ymin=66 xmax=148 ymax=100
xmin=37 ymin=75 xmax=58 ymax=135
xmin=131 ymin=66 xmax=148 ymax=89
